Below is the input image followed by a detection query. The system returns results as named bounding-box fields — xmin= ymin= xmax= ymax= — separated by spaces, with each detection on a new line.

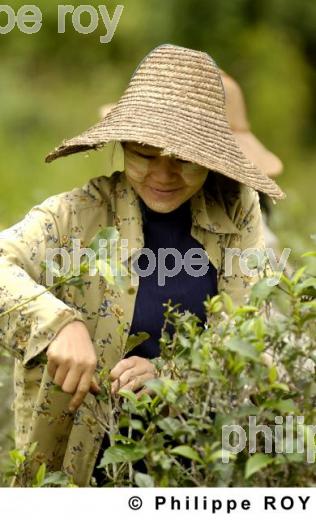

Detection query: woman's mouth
xmin=148 ymin=187 xmax=182 ymax=195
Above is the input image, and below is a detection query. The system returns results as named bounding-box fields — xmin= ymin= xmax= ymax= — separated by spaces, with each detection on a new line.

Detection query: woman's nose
xmin=149 ymin=156 xmax=179 ymax=182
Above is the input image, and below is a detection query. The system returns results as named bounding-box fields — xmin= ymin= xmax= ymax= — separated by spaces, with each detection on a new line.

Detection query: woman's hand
xmin=46 ymin=320 xmax=100 ymax=412
xmin=110 ymin=356 xmax=157 ymax=397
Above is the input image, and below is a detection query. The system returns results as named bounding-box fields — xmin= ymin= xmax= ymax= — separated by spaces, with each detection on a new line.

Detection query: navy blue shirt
xmin=93 ymin=196 xmax=218 ymax=484
xmin=126 ymin=196 xmax=218 ymax=359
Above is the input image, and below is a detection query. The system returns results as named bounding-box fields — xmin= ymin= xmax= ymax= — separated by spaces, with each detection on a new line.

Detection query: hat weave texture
xmin=45 ymin=44 xmax=285 ymax=200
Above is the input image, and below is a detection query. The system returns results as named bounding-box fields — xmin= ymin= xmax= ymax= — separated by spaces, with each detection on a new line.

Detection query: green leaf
xmin=275 ymin=452 xmax=305 ymax=464
xmin=98 ymin=444 xmax=147 ymax=467
xmin=253 ymin=316 xmax=265 ymax=339
xmin=208 ymin=449 xmax=236 ymax=463
xmin=157 ymin=417 xmax=182 ymax=436
xmin=204 ymin=294 xmax=223 ymax=314
xmin=170 ymin=445 xmax=202 ymax=463
xmin=270 ymin=382 xmax=289 ymax=392
xmin=212 ymin=302 xmax=223 ymax=313
xmin=234 ymin=305 xmax=258 ymax=315
xmin=134 ymin=472 xmax=154 ymax=487
xmin=264 ymin=399 xmax=297 ymax=413
xmin=65 ymin=276 xmax=85 ymax=294
xmin=245 ymin=454 xmax=274 ymax=479
xmin=268 ymin=366 xmax=278 ymax=384
xmin=9 ymin=449 xmax=26 ymax=466
xmin=125 ymin=332 xmax=151 ymax=354
xmin=96 ymin=259 xmax=115 ymax=285
xmin=292 ymin=266 xmax=307 ymax=284
xmin=130 ymin=419 xmax=144 ymax=432
xmin=295 ymin=277 xmax=316 ymax=297
xmin=251 ymin=279 xmax=276 ymax=302
xmin=222 ymin=292 xmax=234 ymax=314
xmin=279 ymin=272 xmax=292 ymax=286
xmin=118 ymin=389 xmax=139 ymax=403
xmin=88 ymin=227 xmax=120 ymax=256
xmin=34 ymin=463 xmax=46 ymax=487
xmin=246 ymin=256 xmax=261 ymax=270
xmin=226 ymin=338 xmax=260 ymax=361
xmin=112 ymin=434 xmax=136 ymax=444
xmin=301 ymin=251 xmax=316 ymax=258
xmin=41 ymin=471 xmax=73 ymax=487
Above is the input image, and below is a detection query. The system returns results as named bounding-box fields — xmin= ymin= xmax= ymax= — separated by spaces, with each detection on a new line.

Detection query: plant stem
xmin=0 ymin=280 xmax=65 ymax=320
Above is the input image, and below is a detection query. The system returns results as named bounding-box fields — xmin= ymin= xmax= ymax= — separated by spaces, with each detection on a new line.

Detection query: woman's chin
xmin=141 ymin=195 xmax=183 ymax=213
xmin=139 ymin=187 xmax=186 ymax=212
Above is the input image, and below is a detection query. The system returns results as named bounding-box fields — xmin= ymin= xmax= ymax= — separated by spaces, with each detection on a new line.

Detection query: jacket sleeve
xmin=0 ymin=199 xmax=85 ymax=367
xmin=219 ymin=186 xmax=266 ymax=307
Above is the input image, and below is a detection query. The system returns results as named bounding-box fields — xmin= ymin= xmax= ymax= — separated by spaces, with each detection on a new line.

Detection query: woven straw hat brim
xmin=45 ymin=44 xmax=285 ymax=200
xmin=46 ymin=108 xmax=285 ymax=199
xmin=99 ymin=102 xmax=284 ymax=178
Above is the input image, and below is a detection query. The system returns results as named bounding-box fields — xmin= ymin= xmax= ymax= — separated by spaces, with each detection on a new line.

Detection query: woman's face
xmin=123 ymin=142 xmax=208 ymax=213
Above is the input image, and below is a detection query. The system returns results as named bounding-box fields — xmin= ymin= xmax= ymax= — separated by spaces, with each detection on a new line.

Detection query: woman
xmin=0 ymin=44 xmax=284 ymax=486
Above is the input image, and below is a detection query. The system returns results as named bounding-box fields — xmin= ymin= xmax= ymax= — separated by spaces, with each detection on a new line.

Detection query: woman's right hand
xmin=46 ymin=320 xmax=100 ymax=412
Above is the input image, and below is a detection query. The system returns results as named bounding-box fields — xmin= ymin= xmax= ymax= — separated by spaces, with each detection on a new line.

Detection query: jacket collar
xmin=190 ymin=186 xmax=240 ymax=235
xmin=111 ymin=172 xmax=239 ymax=261
xmin=112 ymin=173 xmax=144 ymax=261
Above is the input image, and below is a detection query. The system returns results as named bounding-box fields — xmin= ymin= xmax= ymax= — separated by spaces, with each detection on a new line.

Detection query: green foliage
xmin=245 ymin=454 xmax=274 ymax=479
xmin=4 ymin=442 xmax=75 ymax=487
xmin=95 ymin=259 xmax=315 ymax=487
xmin=0 ymin=253 xmax=315 ymax=486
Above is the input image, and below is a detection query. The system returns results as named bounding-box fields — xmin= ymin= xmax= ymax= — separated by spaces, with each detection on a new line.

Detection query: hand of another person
xmin=46 ymin=320 xmax=100 ymax=412
xmin=110 ymin=356 xmax=157 ymax=397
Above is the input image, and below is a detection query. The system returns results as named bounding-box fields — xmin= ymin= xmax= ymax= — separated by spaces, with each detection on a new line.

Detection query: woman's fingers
xmin=90 ymin=376 xmax=101 ymax=395
xmin=110 ymin=356 xmax=157 ymax=395
xmin=113 ymin=371 xmax=155 ymax=395
xmin=111 ymin=366 xmax=146 ymax=393
xmin=45 ymin=321 xmax=98 ymax=411
xmin=69 ymin=368 xmax=95 ymax=411
xmin=110 ymin=357 xmax=136 ymax=381
xmin=61 ymin=367 xmax=84 ymax=395
xmin=53 ymin=364 xmax=70 ymax=387
xmin=47 ymin=358 xmax=58 ymax=379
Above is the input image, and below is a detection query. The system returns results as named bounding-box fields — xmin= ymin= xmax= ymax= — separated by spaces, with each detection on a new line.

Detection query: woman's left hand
xmin=110 ymin=356 xmax=157 ymax=397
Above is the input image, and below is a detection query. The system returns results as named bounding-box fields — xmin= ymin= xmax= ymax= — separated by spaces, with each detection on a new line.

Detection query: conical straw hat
xmin=45 ymin=44 xmax=285 ymax=200
xmin=99 ymin=72 xmax=284 ymax=179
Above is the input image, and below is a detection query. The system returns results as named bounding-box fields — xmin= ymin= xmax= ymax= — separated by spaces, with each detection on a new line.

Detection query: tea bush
xmin=95 ymin=260 xmax=316 ymax=487
xmin=1 ymin=242 xmax=315 ymax=487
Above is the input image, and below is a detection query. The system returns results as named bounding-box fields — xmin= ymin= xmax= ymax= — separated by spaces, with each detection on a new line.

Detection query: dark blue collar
xmin=138 ymin=196 xmax=191 ymax=225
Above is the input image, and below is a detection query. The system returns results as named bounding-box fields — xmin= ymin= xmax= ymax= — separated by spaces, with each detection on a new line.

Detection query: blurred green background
xmin=1 ymin=0 xmax=316 ymax=255
xmin=0 ymin=0 xmax=316 ymax=479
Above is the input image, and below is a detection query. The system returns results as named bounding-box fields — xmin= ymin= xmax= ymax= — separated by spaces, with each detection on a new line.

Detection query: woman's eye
xmin=176 ymin=158 xmax=190 ymax=164
xmin=136 ymin=151 xmax=156 ymax=159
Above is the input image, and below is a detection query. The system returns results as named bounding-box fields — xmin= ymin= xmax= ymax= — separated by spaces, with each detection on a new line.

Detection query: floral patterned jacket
xmin=0 ymin=170 xmax=265 ymax=486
